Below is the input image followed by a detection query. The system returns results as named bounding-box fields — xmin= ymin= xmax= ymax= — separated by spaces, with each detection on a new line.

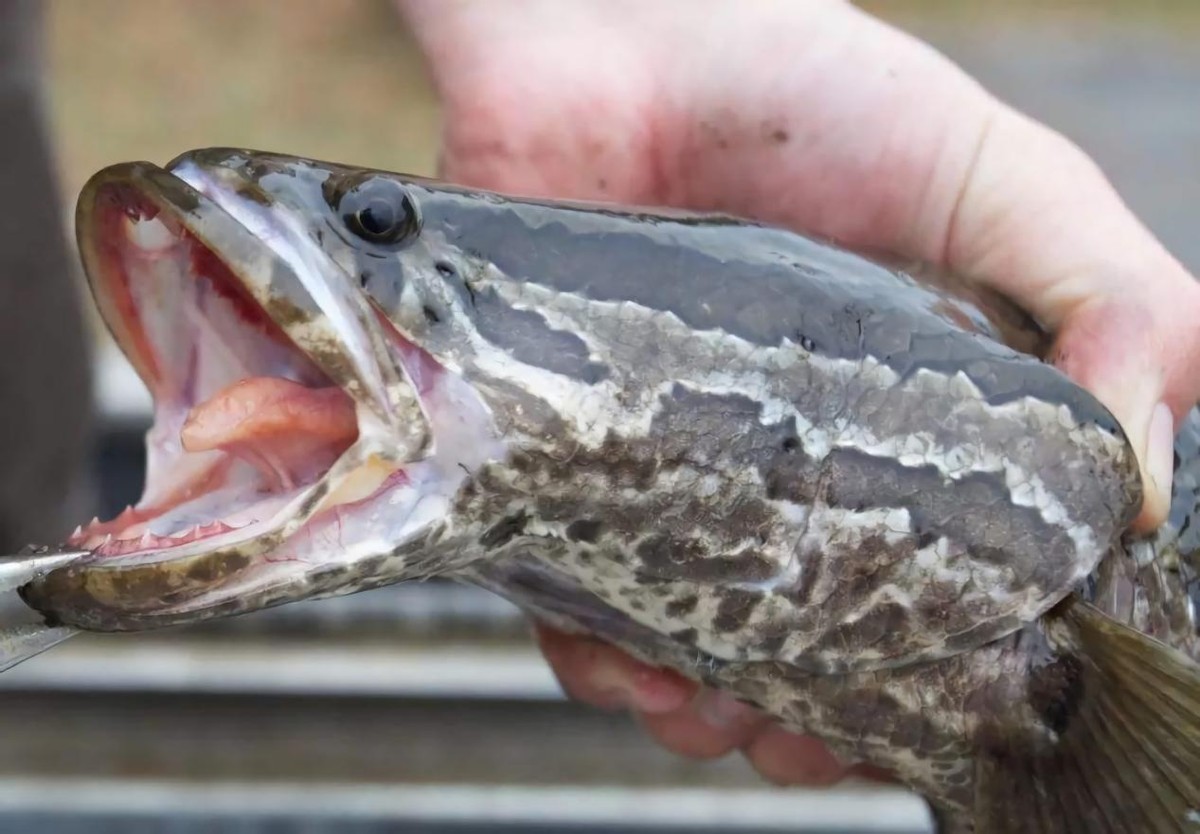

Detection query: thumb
xmin=1050 ymin=295 xmax=1187 ymax=533
xmin=929 ymin=103 xmax=1200 ymax=535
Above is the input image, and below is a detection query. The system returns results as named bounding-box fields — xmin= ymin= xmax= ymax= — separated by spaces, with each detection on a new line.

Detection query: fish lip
xmin=21 ymin=160 xmax=424 ymax=628
xmin=85 ymin=158 xmax=422 ymax=429
xmin=73 ymin=161 xmax=209 ymax=397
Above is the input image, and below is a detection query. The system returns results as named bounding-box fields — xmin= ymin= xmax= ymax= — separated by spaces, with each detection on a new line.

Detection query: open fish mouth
xmin=76 ymin=171 xmax=365 ymax=558
xmin=22 ymin=158 xmax=474 ymax=629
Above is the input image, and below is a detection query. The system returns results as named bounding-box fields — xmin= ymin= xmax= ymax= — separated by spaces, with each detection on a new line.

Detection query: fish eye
xmin=338 ymin=177 xmax=421 ymax=246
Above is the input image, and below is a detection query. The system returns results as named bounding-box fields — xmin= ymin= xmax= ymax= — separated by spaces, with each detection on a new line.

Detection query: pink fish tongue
xmin=181 ymin=377 xmax=358 ymax=490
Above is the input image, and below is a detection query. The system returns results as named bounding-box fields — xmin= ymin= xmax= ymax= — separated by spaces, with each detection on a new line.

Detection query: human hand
xmin=397 ymin=0 xmax=1200 ymax=786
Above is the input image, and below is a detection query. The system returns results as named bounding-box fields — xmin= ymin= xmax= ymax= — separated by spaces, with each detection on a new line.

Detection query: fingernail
xmin=1142 ymin=400 xmax=1175 ymax=519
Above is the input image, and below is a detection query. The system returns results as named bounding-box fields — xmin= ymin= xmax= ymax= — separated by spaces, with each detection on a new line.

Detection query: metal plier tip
xmin=0 ymin=545 xmax=89 ymax=673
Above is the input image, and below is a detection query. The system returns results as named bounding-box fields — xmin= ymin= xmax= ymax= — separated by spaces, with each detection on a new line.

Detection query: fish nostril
xmin=435 ymin=261 xmax=457 ymax=279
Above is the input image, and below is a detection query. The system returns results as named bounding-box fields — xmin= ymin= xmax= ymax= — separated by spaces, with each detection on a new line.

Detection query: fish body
xmin=21 ymin=149 xmax=1200 ymax=832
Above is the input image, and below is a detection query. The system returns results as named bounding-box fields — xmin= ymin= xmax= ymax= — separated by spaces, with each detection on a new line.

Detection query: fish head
xmin=21 ymin=149 xmax=521 ymax=629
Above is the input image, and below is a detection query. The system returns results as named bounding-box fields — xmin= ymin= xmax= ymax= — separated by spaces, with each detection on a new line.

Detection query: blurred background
xmin=0 ymin=1 xmax=1197 ymax=832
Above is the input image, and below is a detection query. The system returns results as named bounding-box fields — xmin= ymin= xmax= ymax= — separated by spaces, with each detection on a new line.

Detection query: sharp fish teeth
xmin=126 ymin=215 xmax=175 ymax=251
xmin=71 ymin=525 xmax=83 ymax=538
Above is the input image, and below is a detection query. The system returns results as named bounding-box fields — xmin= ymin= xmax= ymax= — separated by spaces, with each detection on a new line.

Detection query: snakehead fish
xmin=18 ymin=149 xmax=1200 ymax=833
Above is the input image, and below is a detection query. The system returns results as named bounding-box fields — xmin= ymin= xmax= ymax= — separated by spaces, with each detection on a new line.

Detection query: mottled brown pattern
xmin=36 ymin=150 xmax=1200 ymax=831
xmin=1027 ymin=653 xmax=1085 ymax=736
xmin=635 ymin=535 xmax=777 ymax=585
xmin=712 ymin=589 xmax=765 ymax=633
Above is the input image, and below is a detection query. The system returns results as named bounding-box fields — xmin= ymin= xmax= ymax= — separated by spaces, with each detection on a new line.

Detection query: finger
xmin=863 ymin=20 xmax=1198 ymax=530
xmin=532 ymin=621 xmax=697 ymax=713
xmin=637 ymin=688 xmax=769 ymax=760
xmin=1045 ymin=292 xmax=1184 ymax=531
xmin=844 ymin=763 xmax=896 ymax=784
xmin=741 ymin=724 xmax=850 ymax=787
xmin=930 ymin=100 xmax=1200 ymax=531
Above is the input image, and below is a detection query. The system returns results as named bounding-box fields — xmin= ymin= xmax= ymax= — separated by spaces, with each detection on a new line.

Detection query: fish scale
xmin=6 ymin=148 xmax=1200 ymax=833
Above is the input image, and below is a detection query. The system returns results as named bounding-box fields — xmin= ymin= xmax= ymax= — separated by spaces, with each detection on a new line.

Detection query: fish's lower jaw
xmin=34 ymin=422 xmax=447 ymax=623
xmin=21 ymin=475 xmax=452 ymax=633
xmin=40 ymin=336 xmax=495 ymax=630
xmin=40 ymin=357 xmax=497 ymax=630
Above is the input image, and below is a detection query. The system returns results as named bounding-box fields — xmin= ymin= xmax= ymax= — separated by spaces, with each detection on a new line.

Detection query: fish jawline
xmin=27 ymin=162 xmax=498 ymax=631
xmin=70 ymin=167 xmax=374 ymax=560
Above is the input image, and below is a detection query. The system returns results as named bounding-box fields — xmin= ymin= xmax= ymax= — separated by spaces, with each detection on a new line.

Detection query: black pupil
xmin=340 ymin=178 xmax=418 ymax=244
xmin=358 ymin=198 xmax=397 ymax=236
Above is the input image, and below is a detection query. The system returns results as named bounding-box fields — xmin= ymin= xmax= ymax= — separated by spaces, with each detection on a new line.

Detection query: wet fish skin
xmin=23 ymin=149 xmax=1200 ymax=832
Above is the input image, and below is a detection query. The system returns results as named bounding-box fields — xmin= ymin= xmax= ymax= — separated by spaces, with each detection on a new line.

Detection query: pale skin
xmin=395 ymin=0 xmax=1200 ymax=786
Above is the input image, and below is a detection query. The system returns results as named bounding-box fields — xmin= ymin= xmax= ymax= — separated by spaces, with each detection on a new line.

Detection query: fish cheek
xmin=354 ymin=255 xmax=406 ymax=308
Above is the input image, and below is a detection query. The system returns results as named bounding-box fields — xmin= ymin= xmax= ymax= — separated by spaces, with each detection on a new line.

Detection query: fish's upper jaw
xmin=66 ymin=163 xmax=352 ymax=558
xmin=22 ymin=161 xmax=492 ymax=631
